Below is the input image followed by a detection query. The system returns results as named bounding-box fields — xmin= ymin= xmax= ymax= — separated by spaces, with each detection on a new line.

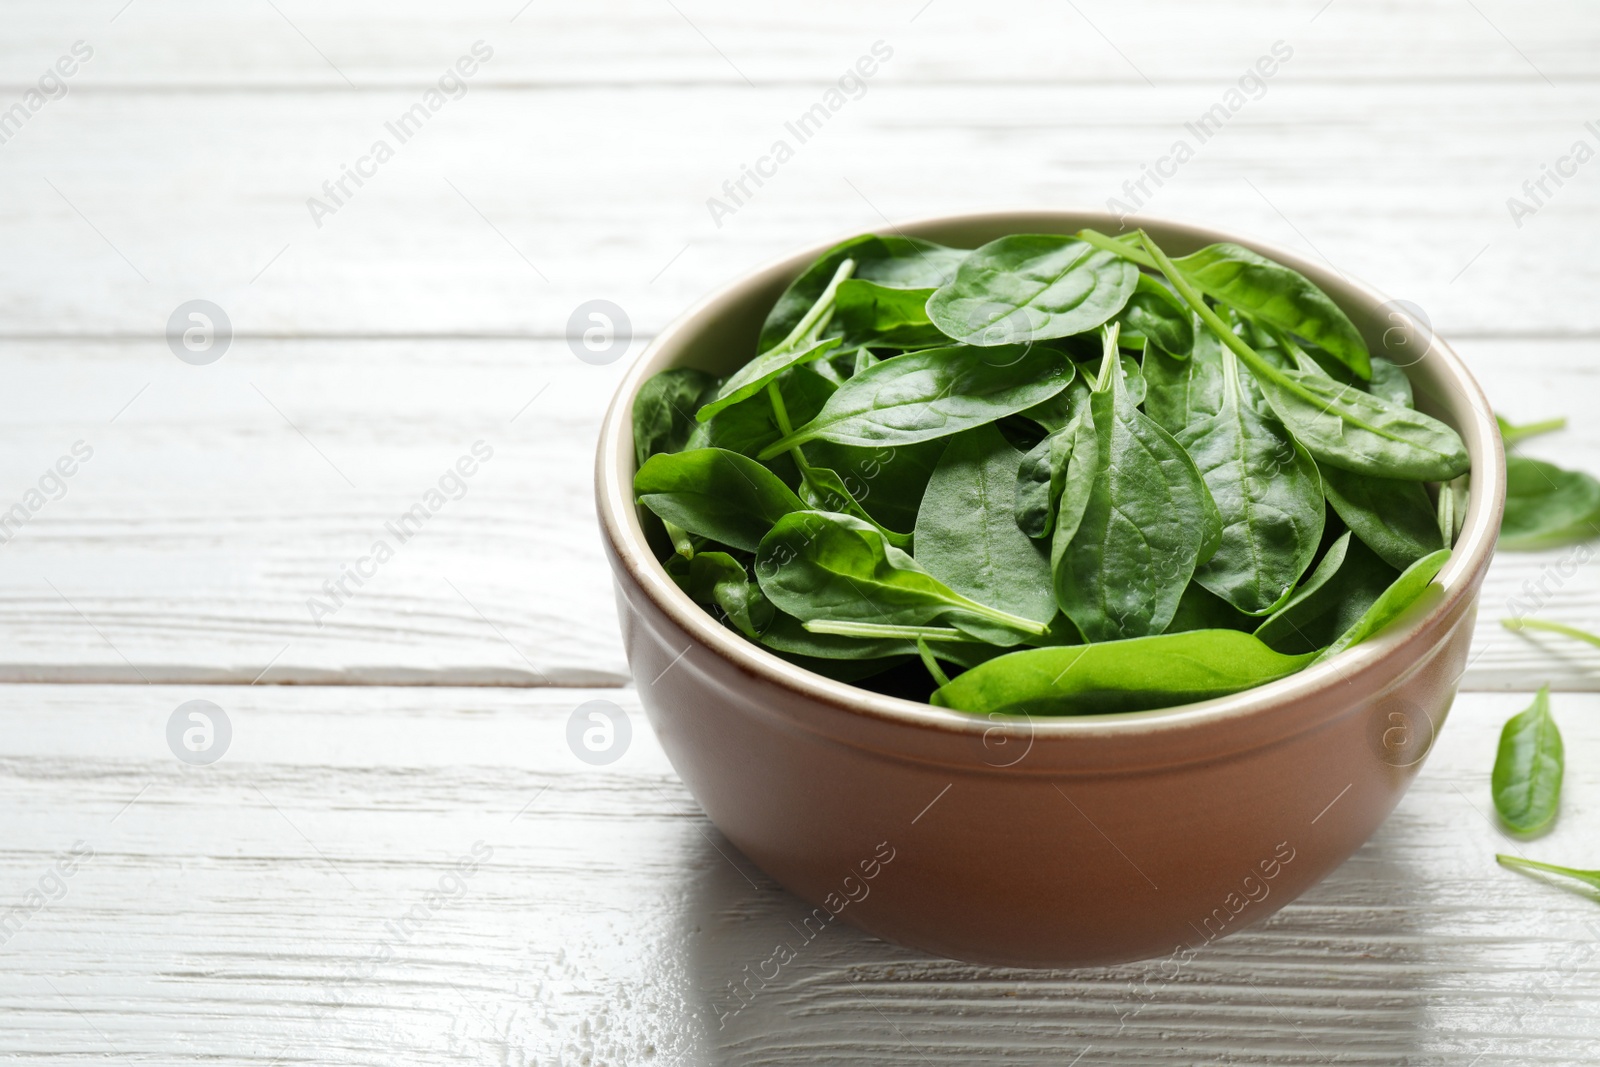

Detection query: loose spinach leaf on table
xmin=930 ymin=629 xmax=1317 ymax=715
xmin=914 ymin=424 xmax=1057 ymax=625
xmin=1499 ymin=456 xmax=1600 ymax=550
xmin=1053 ymin=332 xmax=1222 ymax=641
xmin=1176 ymin=347 xmax=1325 ymax=614
xmin=635 ymin=447 xmax=804 ymax=553
xmin=1320 ymin=463 xmax=1442 ymax=570
xmin=758 ymin=343 xmax=1075 ymax=457
xmin=926 ymin=235 xmax=1138 ymax=346
xmin=1491 ymin=686 xmax=1564 ymax=834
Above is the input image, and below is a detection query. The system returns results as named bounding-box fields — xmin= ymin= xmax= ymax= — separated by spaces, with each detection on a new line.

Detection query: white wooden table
xmin=2 ymin=2 xmax=1599 ymax=1062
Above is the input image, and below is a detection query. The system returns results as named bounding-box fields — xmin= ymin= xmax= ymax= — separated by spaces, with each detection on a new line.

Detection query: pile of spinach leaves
xmin=632 ymin=229 xmax=1470 ymax=715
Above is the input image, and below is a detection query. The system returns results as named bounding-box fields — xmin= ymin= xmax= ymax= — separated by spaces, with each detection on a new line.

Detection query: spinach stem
xmin=1501 ymin=617 xmax=1600 ymax=648
xmin=1501 ymin=416 xmax=1567 ymax=445
xmin=1137 ymin=232 xmax=1395 ymax=436
xmin=768 ymin=258 xmax=855 ymax=355
xmin=766 ymin=380 xmax=818 ymax=482
xmin=1076 ymin=228 xmax=1159 ymax=270
xmin=805 ymin=620 xmax=967 ymax=641
xmin=917 ymin=638 xmax=953 ymax=688
xmin=1496 ymin=854 xmax=1600 ymax=887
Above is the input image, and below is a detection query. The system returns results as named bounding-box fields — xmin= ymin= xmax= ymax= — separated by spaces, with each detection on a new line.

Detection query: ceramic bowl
xmin=595 ymin=211 xmax=1504 ymax=967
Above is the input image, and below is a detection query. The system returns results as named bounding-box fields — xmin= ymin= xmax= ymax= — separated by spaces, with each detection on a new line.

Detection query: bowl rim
xmin=596 ymin=209 xmax=1506 ymax=741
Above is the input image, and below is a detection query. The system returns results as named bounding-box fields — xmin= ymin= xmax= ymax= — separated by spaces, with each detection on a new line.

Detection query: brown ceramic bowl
xmin=595 ymin=211 xmax=1505 ymax=968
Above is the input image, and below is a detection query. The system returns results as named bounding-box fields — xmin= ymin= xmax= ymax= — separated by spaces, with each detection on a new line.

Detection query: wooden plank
xmin=0 ymin=0 xmax=1594 ymax=88
xmin=0 ymin=336 xmax=1594 ymax=688
xmin=0 ymin=83 xmax=1595 ymax=338
xmin=0 ymin=685 xmax=1596 ymax=1063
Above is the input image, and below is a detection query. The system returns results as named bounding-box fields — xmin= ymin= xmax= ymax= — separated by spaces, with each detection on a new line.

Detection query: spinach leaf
xmin=634 ymin=367 xmax=716 ymax=467
xmin=803 ymin=438 xmax=945 ymax=534
xmin=1500 ymin=456 xmax=1600 ymax=550
xmin=712 ymin=577 xmax=774 ymax=640
xmin=914 ymin=425 xmax=1056 ymax=625
xmin=1366 ymin=357 xmax=1414 ymax=408
xmin=1138 ymin=233 xmax=1469 ymax=481
xmin=1053 ymin=335 xmax=1221 ymax=640
xmin=1177 ymin=348 xmax=1325 ymax=614
xmin=1320 ymin=464 xmax=1442 ymax=570
xmin=1491 ymin=686 xmax=1563 ymax=834
xmin=635 ymin=447 xmax=804 ymax=552
xmin=797 ymin=463 xmax=913 ymax=549
xmin=930 ymin=629 xmax=1317 ymax=715
xmin=758 ymin=235 xmax=966 ymax=354
xmin=1165 ymin=580 xmax=1256 ymax=634
xmin=832 ymin=279 xmax=948 ymax=350
xmin=1254 ymin=533 xmax=1397 ymax=655
xmin=1162 ymin=240 xmax=1370 ymax=379
xmin=1014 ymin=419 xmax=1075 ymax=539
xmin=758 ymin=343 xmax=1075 ymax=458
xmin=926 ymin=235 xmax=1138 ymax=346
xmin=678 ymin=550 xmax=747 ymax=605
xmin=1314 ymin=548 xmax=1451 ymax=662
xmin=687 ymin=364 xmax=835 ymax=470
xmin=755 ymin=511 xmax=1048 ymax=645
xmin=1143 ymin=315 xmax=1224 ymax=437
xmin=1495 ymin=855 xmax=1600 ymax=896
xmin=697 ymin=257 xmax=851 ymax=422
xmin=1116 ymin=273 xmax=1194 ymax=357
xmin=1497 ymin=413 xmax=1567 ymax=446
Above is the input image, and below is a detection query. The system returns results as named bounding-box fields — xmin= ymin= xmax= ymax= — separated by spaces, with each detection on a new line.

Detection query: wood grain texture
xmin=0 ymin=336 xmax=1592 ymax=688
xmin=0 ymin=686 xmax=1596 ymax=1065
xmin=1 ymin=0 xmax=1595 ymax=88
xmin=0 ymin=83 xmax=1595 ymax=339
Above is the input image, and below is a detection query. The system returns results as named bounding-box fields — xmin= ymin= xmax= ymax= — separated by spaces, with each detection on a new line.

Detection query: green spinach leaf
xmin=1116 ymin=273 xmax=1194 ymax=357
xmin=914 ymin=425 xmax=1056 ymax=625
xmin=1138 ymin=233 xmax=1469 ymax=481
xmin=758 ymin=235 xmax=966 ymax=353
xmin=1320 ymin=464 xmax=1442 ymax=570
xmin=1160 ymin=240 xmax=1370 ymax=379
xmin=635 ymin=447 xmax=804 ymax=552
xmin=1177 ymin=347 xmax=1325 ymax=614
xmin=634 ymin=367 xmax=716 ymax=467
xmin=758 ymin=343 xmax=1075 ymax=457
xmin=927 ymin=235 xmax=1138 ymax=346
xmin=1053 ymin=335 xmax=1221 ymax=640
xmin=930 ymin=629 xmax=1317 ymax=715
xmin=1254 ymin=533 xmax=1396 ymax=655
xmin=1491 ymin=686 xmax=1563 ymax=834
xmin=755 ymin=511 xmax=1048 ymax=645
xmin=1500 ymin=456 xmax=1600 ymax=550
xmin=1143 ymin=315 xmax=1225 ymax=436
xmin=1314 ymin=548 xmax=1451 ymax=662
